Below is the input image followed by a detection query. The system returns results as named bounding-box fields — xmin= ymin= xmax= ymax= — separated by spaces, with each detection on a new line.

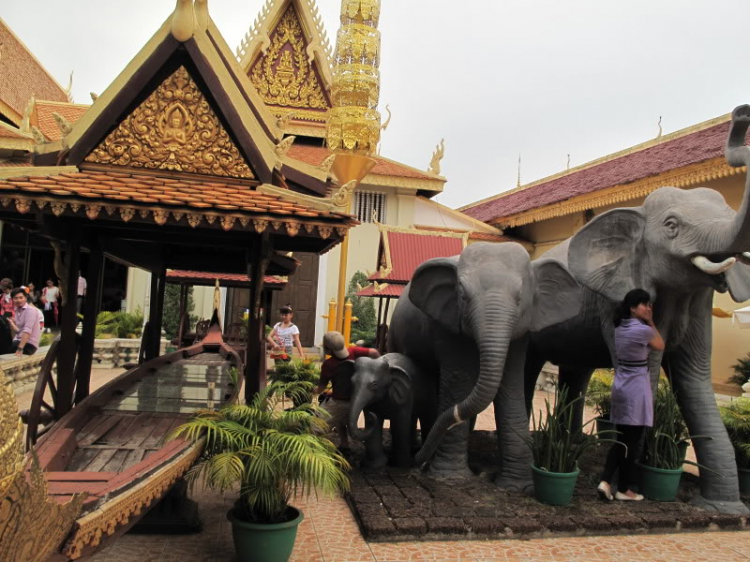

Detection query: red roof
xmin=0 ymin=20 xmax=68 ymax=122
xmin=0 ymin=124 xmax=30 ymax=139
xmin=167 ymin=270 xmax=286 ymax=285
xmin=34 ymin=101 xmax=89 ymax=141
xmin=287 ymin=145 xmax=439 ymax=182
xmin=0 ymin=169 xmax=345 ymax=219
xmin=369 ymin=229 xmax=465 ymax=284
xmin=462 ymin=118 xmax=740 ymax=223
xmin=356 ymin=283 xmax=403 ymax=298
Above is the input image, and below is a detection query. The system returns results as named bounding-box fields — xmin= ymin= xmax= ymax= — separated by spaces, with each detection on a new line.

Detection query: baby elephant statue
xmin=345 ymin=353 xmax=437 ymax=470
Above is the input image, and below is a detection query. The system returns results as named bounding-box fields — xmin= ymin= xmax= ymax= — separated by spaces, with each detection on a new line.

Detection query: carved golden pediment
xmin=249 ymin=4 xmax=330 ymax=113
xmin=85 ymin=66 xmax=255 ymax=179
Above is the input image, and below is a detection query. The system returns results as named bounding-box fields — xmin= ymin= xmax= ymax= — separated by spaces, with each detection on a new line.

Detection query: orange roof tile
xmin=34 ymin=101 xmax=89 ymax=141
xmin=0 ymin=19 xmax=68 ymax=123
xmin=0 ymin=156 xmax=32 ymax=167
xmin=167 ymin=270 xmax=286 ymax=285
xmin=356 ymin=283 xmax=403 ymax=298
xmin=287 ymin=145 xmax=438 ymax=181
xmin=0 ymin=123 xmax=30 ymax=140
xmin=0 ymin=169 xmax=348 ymax=221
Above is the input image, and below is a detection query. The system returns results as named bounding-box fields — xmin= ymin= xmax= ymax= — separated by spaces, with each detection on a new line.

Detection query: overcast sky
xmin=4 ymin=1 xmax=750 ymax=209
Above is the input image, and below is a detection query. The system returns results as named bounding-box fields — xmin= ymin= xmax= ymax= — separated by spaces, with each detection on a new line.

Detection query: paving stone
xmin=679 ymin=514 xmax=712 ymax=529
xmin=425 ymin=516 xmax=467 ymax=534
xmin=464 ymin=516 xmax=504 ymax=534
xmin=503 ymin=517 xmax=544 ymax=535
xmin=539 ymin=515 xmax=578 ymax=532
xmin=393 ymin=517 xmax=427 ymax=534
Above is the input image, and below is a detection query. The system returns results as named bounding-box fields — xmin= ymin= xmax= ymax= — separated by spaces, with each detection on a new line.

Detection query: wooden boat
xmin=31 ymin=320 xmax=242 ymax=561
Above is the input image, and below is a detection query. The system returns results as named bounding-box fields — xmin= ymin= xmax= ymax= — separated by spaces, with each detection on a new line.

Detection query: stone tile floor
xmin=15 ymin=371 xmax=747 ymax=562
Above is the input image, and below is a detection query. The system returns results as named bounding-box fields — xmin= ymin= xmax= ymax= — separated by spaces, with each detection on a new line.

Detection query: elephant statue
xmin=524 ymin=104 xmax=750 ymax=514
xmin=345 ymin=353 xmax=437 ymax=470
xmin=387 ymin=241 xmax=582 ymax=488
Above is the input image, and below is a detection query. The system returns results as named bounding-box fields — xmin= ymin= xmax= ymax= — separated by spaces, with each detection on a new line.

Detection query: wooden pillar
xmin=176 ymin=283 xmax=188 ymax=347
xmin=56 ymin=236 xmax=81 ymax=418
xmin=245 ymin=233 xmax=271 ymax=402
xmin=151 ymin=267 xmax=166 ymax=359
xmin=75 ymin=242 xmax=104 ymax=404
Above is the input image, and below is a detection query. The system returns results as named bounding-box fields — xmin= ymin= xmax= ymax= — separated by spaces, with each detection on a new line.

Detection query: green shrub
xmin=172 ymin=381 xmax=349 ymax=524
xmin=728 ymin=353 xmax=750 ymax=388
xmin=95 ymin=310 xmax=144 ymax=339
xmin=720 ymin=398 xmax=750 ymax=469
xmin=269 ymin=359 xmax=321 ymax=406
xmin=347 ymin=271 xmax=377 ymax=345
xmin=585 ymin=369 xmax=614 ymax=419
xmin=163 ymin=284 xmax=198 ymax=341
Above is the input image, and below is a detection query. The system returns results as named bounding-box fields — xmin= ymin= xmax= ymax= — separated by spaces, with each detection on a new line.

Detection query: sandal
xmin=597 ymin=481 xmax=613 ymax=501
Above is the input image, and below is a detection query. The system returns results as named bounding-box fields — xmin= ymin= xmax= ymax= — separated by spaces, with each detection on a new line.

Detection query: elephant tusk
xmin=447 ymin=405 xmax=465 ymax=430
xmin=738 ymin=252 xmax=750 ymax=266
xmin=691 ymin=255 xmax=736 ymax=275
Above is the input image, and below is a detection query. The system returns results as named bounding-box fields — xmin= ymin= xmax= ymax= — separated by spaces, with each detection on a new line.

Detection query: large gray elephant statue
xmin=387 ymin=241 xmax=582 ymax=487
xmin=524 ymin=105 xmax=750 ymax=514
xmin=345 ymin=353 xmax=437 ymax=470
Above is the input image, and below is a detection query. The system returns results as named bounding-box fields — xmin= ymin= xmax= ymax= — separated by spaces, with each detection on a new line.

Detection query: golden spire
xmin=326 ymin=0 xmax=382 ymax=157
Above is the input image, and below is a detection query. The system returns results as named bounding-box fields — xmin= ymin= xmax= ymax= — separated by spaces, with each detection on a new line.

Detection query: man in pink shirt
xmin=8 ymin=288 xmax=41 ymax=356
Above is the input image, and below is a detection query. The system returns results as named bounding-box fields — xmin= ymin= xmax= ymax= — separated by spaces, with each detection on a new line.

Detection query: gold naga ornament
xmin=85 ymin=66 xmax=254 ymax=179
xmin=250 ymin=5 xmax=329 ymax=114
xmin=0 ymin=367 xmax=85 ymax=562
xmin=326 ymin=0 xmax=382 ymax=158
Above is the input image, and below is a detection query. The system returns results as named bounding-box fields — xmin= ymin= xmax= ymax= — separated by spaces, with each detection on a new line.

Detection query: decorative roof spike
xmin=52 ymin=112 xmax=73 ymax=136
xmin=64 ymin=71 xmax=74 ymax=102
xmin=30 ymin=126 xmax=47 ymax=145
xmin=428 ymin=138 xmax=445 ymax=175
xmin=326 ymin=0 xmax=383 ymax=156
xmin=517 ymin=154 xmax=522 ymax=188
xmin=20 ymin=95 xmax=34 ymax=134
xmin=657 ymin=116 xmax=663 ymax=140
xmin=90 ymin=92 xmax=98 ymax=101
xmin=171 ymin=0 xmax=196 ymax=42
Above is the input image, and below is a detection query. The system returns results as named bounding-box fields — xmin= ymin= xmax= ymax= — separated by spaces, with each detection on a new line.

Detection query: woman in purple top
xmin=597 ymin=289 xmax=664 ymax=502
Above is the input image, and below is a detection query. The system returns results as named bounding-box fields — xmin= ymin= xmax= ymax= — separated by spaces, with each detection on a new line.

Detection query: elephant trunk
xmin=348 ymin=394 xmax=377 ymax=441
xmin=722 ymin=110 xmax=750 ymax=254
xmin=414 ymin=300 xmax=515 ymax=466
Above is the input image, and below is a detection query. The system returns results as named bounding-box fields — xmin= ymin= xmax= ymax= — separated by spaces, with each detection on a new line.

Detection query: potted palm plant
xmin=269 ymin=359 xmax=321 ymax=407
xmin=585 ymin=369 xmax=614 ymax=439
xmin=172 ymin=381 xmax=350 ymax=562
xmin=637 ymin=380 xmax=713 ymax=501
xmin=719 ymin=397 xmax=750 ymax=496
xmin=522 ymin=385 xmax=604 ymax=506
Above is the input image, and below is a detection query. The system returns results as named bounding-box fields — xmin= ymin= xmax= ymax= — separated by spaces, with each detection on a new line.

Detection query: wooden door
xmin=271 ymin=253 xmax=319 ymax=347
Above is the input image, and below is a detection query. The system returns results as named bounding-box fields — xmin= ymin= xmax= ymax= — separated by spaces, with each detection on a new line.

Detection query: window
xmin=355 ymin=191 xmax=387 ymax=224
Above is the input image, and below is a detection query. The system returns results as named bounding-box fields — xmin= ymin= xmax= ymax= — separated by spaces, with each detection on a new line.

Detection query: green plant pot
xmin=637 ymin=462 xmax=682 ymax=501
xmin=531 ymin=464 xmax=580 ymax=506
xmin=595 ymin=417 xmax=615 ymax=441
xmin=739 ymin=467 xmax=750 ymax=497
xmin=228 ymin=506 xmax=304 ymax=562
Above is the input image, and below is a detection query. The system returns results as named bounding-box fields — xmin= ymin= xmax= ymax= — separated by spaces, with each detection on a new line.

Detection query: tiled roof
xmin=167 ymin=270 xmax=286 ymax=285
xmin=356 ymin=283 xmax=403 ymax=298
xmin=0 ymin=169 xmax=346 ymax=219
xmin=287 ymin=145 xmax=439 ymax=181
xmin=0 ymin=123 xmax=29 ymax=139
xmin=0 ymin=156 xmax=32 ymax=167
xmin=370 ymin=229 xmax=465 ymax=284
xmin=462 ymin=118 xmax=737 ymax=223
xmin=34 ymin=101 xmax=89 ymax=141
xmin=0 ymin=19 xmax=68 ymax=122
xmin=413 ymin=225 xmax=512 ymax=243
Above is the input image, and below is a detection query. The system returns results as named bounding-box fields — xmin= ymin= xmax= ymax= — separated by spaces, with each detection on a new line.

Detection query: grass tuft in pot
xmin=719 ymin=398 xmax=750 ymax=470
xmin=584 ymin=369 xmax=614 ymax=420
xmin=172 ymin=381 xmax=350 ymax=524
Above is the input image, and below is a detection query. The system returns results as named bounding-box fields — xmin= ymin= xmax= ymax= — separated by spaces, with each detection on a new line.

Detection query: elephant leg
xmin=664 ymin=290 xmax=748 ymax=513
xmin=494 ymin=337 xmax=533 ymax=491
xmin=428 ymin=363 xmax=475 ymax=478
xmin=361 ymin=414 xmax=388 ymax=471
xmin=390 ymin=408 xmax=414 ymax=468
xmin=558 ymin=365 xmax=594 ymax=434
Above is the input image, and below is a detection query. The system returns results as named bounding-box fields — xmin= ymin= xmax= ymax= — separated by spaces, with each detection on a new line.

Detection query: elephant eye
xmin=663 ymin=217 xmax=679 ymax=237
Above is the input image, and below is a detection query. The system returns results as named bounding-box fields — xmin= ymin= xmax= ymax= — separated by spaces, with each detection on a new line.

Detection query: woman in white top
xmin=267 ymin=305 xmax=305 ymax=361
xmin=41 ymin=278 xmax=60 ymax=331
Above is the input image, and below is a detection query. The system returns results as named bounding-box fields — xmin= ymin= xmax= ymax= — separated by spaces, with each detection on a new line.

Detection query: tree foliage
xmin=163 ymin=284 xmax=197 ymax=341
xmin=346 ymin=271 xmax=377 ymax=345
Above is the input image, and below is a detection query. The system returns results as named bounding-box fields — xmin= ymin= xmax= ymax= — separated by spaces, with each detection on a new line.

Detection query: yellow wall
xmin=510 ymin=176 xmax=748 ymax=391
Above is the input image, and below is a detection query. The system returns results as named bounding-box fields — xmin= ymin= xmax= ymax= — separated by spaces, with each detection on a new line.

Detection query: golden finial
xmin=516 ymin=154 xmax=522 ymax=188
xmin=326 ymin=0 xmax=382 ymax=156
xmin=171 ymin=0 xmax=195 ymax=42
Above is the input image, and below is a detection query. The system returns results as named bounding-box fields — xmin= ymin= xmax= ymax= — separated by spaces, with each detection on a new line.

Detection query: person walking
xmin=267 ymin=305 xmax=305 ymax=362
xmin=7 ymin=287 xmax=41 ymax=356
xmin=597 ymin=288 xmax=665 ymax=502
xmin=26 ymin=282 xmax=40 ymax=306
xmin=77 ymin=272 xmax=87 ymax=314
xmin=315 ymin=331 xmax=380 ymax=452
xmin=41 ymin=278 xmax=60 ymax=331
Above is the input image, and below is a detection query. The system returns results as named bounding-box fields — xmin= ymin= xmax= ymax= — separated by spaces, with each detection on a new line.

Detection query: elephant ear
xmin=567 ymin=208 xmax=653 ymax=302
xmin=388 ymin=365 xmax=411 ymax=406
xmin=531 ymin=259 xmax=583 ymax=331
xmin=409 ymin=257 xmax=460 ymax=333
xmin=334 ymin=359 xmax=356 ymax=381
